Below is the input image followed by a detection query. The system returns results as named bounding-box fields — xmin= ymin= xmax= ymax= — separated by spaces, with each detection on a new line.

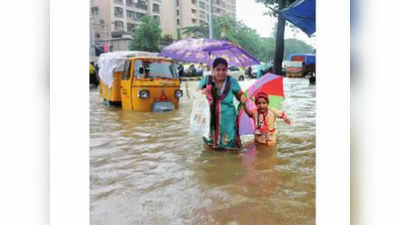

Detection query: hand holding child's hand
xmin=281 ymin=112 xmax=291 ymax=125
xmin=203 ymin=85 xmax=213 ymax=103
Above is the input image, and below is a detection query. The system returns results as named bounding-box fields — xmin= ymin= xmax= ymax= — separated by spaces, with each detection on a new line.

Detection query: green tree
xmin=284 ymin=38 xmax=315 ymax=59
xmin=129 ymin=15 xmax=161 ymax=52
xmin=181 ymin=23 xmax=209 ymax=38
xmin=259 ymin=37 xmax=276 ymax=62
xmin=256 ymin=0 xmax=296 ymax=74
xmin=177 ymin=28 xmax=182 ymax=40
xmin=213 ymin=16 xmax=240 ymax=44
xmin=180 ymin=15 xmax=239 ymax=43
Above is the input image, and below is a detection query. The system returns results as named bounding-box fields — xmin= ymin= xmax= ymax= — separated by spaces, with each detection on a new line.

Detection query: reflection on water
xmin=90 ymin=78 xmax=315 ymax=225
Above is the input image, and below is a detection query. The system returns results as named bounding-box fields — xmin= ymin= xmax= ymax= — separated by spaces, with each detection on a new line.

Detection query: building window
xmin=199 ymin=1 xmax=206 ymax=9
xmin=192 ymin=9 xmax=197 ymax=14
xmin=200 ymin=11 xmax=206 ymax=19
xmin=136 ymin=12 xmax=145 ymax=20
xmin=96 ymin=33 xmax=101 ymax=38
xmin=91 ymin=7 xmax=99 ymax=16
xmin=176 ymin=0 xmax=179 ymax=7
xmin=136 ymin=0 xmax=148 ymax=10
xmin=177 ymin=19 xmax=180 ymax=25
xmin=114 ymin=7 xmax=124 ymax=18
xmin=126 ymin=0 xmax=134 ymax=7
xmin=176 ymin=10 xmax=179 ymax=16
xmin=213 ymin=7 xmax=221 ymax=14
xmin=192 ymin=18 xmax=197 ymax=24
xmin=127 ymin=23 xmax=136 ymax=32
xmin=114 ymin=0 xmax=123 ymax=5
xmin=99 ymin=19 xmax=105 ymax=28
xmin=152 ymin=4 xmax=160 ymax=13
xmin=114 ymin=20 xmax=124 ymax=31
xmin=200 ymin=20 xmax=207 ymax=25
xmin=192 ymin=0 xmax=197 ymax=5
xmin=127 ymin=10 xmax=136 ymax=20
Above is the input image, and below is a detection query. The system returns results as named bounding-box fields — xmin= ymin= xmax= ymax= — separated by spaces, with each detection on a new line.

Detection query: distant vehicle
xmin=250 ymin=62 xmax=272 ymax=79
xmin=287 ymin=53 xmax=316 ymax=77
xmin=97 ymin=51 xmax=183 ymax=112
xmin=285 ymin=61 xmax=304 ymax=77
xmin=289 ymin=54 xmax=315 ymax=66
xmin=228 ymin=66 xmax=245 ymax=81
xmin=183 ymin=64 xmax=203 ymax=77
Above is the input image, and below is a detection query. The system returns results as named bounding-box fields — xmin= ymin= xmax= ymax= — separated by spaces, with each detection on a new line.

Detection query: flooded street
xmin=90 ymin=78 xmax=315 ymax=225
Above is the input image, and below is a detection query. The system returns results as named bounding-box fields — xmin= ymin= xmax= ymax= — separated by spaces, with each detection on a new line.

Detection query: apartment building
xmin=176 ymin=0 xmax=236 ymax=29
xmin=91 ymin=0 xmax=171 ymax=39
xmin=90 ymin=0 xmax=236 ymax=50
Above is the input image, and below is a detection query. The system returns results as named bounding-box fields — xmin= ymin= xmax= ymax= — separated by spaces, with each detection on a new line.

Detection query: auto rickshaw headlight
xmin=175 ymin=90 xmax=183 ymax=98
xmin=138 ymin=90 xmax=150 ymax=99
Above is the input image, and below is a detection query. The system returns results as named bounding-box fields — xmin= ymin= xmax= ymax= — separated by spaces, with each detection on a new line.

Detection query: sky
xmin=236 ymin=0 xmax=316 ymax=48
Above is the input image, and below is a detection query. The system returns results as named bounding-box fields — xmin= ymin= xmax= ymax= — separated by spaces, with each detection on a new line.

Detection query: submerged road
xmin=90 ymin=78 xmax=315 ymax=225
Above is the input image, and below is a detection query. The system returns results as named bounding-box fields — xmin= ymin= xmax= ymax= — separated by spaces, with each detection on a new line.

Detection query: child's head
xmin=255 ymin=92 xmax=269 ymax=112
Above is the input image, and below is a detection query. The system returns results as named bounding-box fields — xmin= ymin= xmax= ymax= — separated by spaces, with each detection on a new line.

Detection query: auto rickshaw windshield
xmin=135 ymin=60 xmax=177 ymax=79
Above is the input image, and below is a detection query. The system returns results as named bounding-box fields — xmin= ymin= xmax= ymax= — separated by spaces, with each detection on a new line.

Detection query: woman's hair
xmin=212 ymin=57 xmax=228 ymax=69
xmin=255 ymin=92 xmax=269 ymax=104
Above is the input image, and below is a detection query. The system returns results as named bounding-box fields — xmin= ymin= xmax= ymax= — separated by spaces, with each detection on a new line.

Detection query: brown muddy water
xmin=90 ymin=78 xmax=315 ymax=225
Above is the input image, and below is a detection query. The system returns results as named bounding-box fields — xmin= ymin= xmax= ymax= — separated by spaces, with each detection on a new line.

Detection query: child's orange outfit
xmin=243 ymin=92 xmax=291 ymax=147
xmin=253 ymin=108 xmax=288 ymax=146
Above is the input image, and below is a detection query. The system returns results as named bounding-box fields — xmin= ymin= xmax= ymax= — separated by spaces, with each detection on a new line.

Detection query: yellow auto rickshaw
xmin=97 ymin=51 xmax=183 ymax=112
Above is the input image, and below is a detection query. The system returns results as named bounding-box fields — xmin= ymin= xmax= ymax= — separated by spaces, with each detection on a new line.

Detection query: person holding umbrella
xmin=198 ymin=57 xmax=248 ymax=150
xmin=242 ymin=92 xmax=291 ymax=147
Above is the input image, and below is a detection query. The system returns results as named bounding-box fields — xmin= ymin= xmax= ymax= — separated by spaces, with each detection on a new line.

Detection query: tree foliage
xmin=129 ymin=15 xmax=162 ymax=52
xmin=255 ymin=0 xmax=297 ymax=13
xmin=284 ymin=38 xmax=314 ymax=58
xmin=181 ymin=16 xmax=237 ymax=41
xmin=181 ymin=23 xmax=208 ymax=38
xmin=256 ymin=0 xmax=298 ymax=74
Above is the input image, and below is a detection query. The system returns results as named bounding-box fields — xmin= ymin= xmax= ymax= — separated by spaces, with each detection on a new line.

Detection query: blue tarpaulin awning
xmin=281 ymin=0 xmax=315 ymax=36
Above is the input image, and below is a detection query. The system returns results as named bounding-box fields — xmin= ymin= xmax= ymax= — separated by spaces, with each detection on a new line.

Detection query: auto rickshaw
xmin=97 ymin=51 xmax=183 ymax=112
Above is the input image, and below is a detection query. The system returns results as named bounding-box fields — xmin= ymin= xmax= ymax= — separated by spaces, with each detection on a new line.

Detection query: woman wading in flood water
xmin=198 ymin=57 xmax=248 ymax=150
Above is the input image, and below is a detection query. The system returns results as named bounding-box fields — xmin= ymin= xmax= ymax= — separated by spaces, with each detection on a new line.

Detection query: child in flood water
xmin=243 ymin=92 xmax=291 ymax=147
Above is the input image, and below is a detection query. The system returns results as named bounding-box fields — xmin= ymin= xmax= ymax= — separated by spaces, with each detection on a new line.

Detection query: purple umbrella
xmin=159 ymin=38 xmax=260 ymax=67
